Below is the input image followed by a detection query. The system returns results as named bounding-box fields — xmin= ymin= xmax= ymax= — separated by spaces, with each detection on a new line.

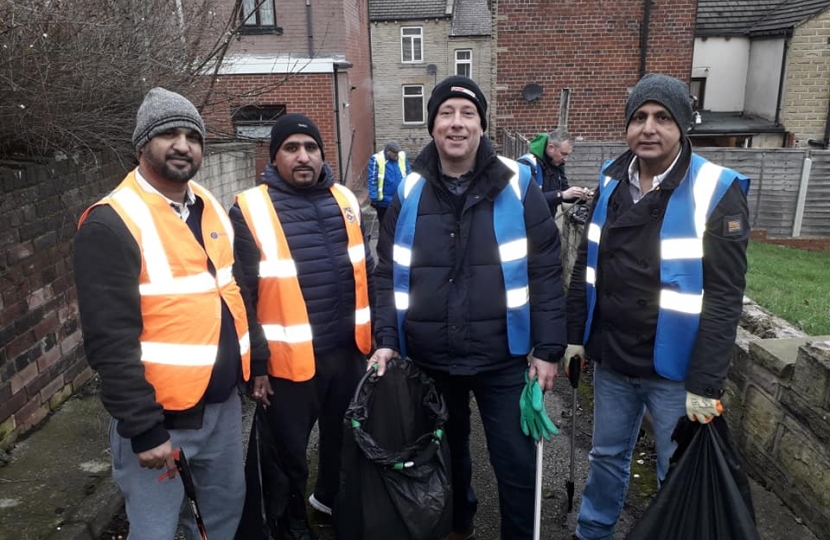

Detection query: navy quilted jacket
xmin=229 ymin=163 xmax=375 ymax=358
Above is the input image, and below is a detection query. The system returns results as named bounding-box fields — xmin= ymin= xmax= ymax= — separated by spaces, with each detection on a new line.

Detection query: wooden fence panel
xmin=804 ymin=151 xmax=830 ymax=237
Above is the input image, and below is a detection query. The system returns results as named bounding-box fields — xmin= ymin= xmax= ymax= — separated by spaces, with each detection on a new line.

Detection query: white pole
xmin=533 ymin=439 xmax=543 ymax=540
xmin=793 ymin=157 xmax=812 ymax=237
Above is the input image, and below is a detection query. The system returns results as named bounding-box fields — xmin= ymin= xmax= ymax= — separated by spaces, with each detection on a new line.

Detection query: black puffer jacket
xmin=229 ymin=163 xmax=375 ymax=356
xmin=373 ymin=137 xmax=567 ymax=374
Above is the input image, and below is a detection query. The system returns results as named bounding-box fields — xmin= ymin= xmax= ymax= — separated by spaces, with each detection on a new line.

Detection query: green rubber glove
xmin=519 ymin=370 xmax=559 ymax=441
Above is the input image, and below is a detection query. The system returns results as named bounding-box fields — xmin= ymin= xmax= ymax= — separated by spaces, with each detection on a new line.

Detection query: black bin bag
xmin=334 ymin=357 xmax=452 ymax=540
xmin=627 ymin=416 xmax=761 ymax=540
xmin=235 ymin=404 xmax=289 ymax=540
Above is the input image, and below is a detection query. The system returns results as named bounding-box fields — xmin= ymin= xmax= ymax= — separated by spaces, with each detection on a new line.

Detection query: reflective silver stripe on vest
xmin=355 ymin=306 xmax=371 ymax=325
xmin=659 ymin=289 xmax=703 ymax=314
xmin=402 ymin=172 xmax=423 ymax=198
xmin=394 ymin=291 xmax=410 ymax=310
xmin=242 ymin=189 xmax=298 ymax=279
xmin=239 ymin=331 xmax=251 ymax=355
xmin=348 ymin=245 xmax=365 ymax=263
xmin=261 ymin=323 xmax=314 ymax=343
xmin=140 ymin=342 xmax=219 ymax=365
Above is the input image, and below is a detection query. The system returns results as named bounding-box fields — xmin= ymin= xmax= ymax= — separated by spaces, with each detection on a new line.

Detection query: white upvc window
xmin=455 ymin=49 xmax=472 ymax=77
xmin=401 ymin=27 xmax=423 ymax=63
xmin=402 ymin=85 xmax=424 ymax=124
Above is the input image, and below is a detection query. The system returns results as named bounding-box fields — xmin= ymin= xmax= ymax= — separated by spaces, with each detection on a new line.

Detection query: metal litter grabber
xmin=533 ymin=437 xmax=544 ymax=540
xmin=566 ymin=356 xmax=582 ymax=513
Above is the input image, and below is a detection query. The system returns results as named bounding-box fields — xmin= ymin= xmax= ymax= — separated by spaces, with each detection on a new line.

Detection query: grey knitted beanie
xmin=132 ymin=88 xmax=205 ymax=152
xmin=625 ymin=74 xmax=693 ymax=133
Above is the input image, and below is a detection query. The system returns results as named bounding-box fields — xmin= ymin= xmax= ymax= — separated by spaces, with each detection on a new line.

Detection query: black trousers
xmin=266 ymin=346 xmax=365 ymax=519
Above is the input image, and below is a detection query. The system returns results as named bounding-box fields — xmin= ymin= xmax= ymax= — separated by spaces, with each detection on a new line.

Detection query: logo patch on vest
xmin=344 ymin=206 xmax=356 ymax=223
xmin=723 ymin=215 xmax=744 ymax=237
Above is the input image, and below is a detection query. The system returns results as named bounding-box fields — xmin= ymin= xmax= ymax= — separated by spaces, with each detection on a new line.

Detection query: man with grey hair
xmin=367 ymin=140 xmax=410 ymax=223
xmin=519 ymin=128 xmax=593 ymax=220
xmin=74 ymin=87 xmax=268 ymax=539
xmin=565 ymin=74 xmax=750 ymax=540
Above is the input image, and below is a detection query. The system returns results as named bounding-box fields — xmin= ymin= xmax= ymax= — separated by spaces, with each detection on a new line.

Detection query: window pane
xmin=403 ymin=86 xmax=424 ymax=123
xmin=413 ymin=38 xmax=422 ymax=61
xmin=457 ymin=64 xmax=471 ymax=77
xmin=402 ymin=39 xmax=412 ymax=62
xmin=241 ymin=0 xmax=255 ymax=24
xmin=259 ymin=1 xmax=275 ymax=26
xmin=403 ymin=27 xmax=420 ymax=36
xmin=457 ymin=50 xmax=471 ymax=60
xmin=404 ymin=97 xmax=423 ymax=123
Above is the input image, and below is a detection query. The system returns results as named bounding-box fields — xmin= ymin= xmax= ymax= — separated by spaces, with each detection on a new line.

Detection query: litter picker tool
xmin=567 ymin=356 xmax=582 ymax=513
xmin=159 ymin=448 xmax=209 ymax=539
xmin=533 ymin=437 xmax=544 ymax=540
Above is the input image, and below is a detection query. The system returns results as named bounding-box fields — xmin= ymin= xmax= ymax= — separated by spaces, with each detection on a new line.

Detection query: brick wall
xmin=0 ymin=144 xmax=256 ymax=450
xmin=494 ymin=0 xmax=696 ymax=142
xmin=781 ymin=9 xmax=830 ymax=147
xmin=0 ymin=156 xmax=127 ymax=449
xmin=200 ymin=73 xmax=340 ymax=179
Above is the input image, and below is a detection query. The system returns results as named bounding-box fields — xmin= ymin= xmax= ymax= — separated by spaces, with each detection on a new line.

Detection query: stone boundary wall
xmin=728 ymin=306 xmax=830 ymax=539
xmin=0 ymin=143 xmax=256 ymax=450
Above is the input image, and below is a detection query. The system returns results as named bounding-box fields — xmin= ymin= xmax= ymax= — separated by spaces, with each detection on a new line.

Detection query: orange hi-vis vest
xmin=235 ymin=183 xmax=371 ymax=382
xmin=78 ymin=170 xmax=251 ymax=410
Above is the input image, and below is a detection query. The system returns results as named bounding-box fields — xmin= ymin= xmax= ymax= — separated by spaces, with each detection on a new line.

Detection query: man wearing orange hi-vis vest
xmin=74 ymin=88 xmax=270 ymax=540
xmin=230 ymin=113 xmax=374 ymax=539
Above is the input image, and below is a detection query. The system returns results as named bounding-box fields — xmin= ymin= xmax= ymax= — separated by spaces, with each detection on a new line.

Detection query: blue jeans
xmin=575 ymin=362 xmax=686 ymax=540
xmin=426 ymin=362 xmax=536 ymax=540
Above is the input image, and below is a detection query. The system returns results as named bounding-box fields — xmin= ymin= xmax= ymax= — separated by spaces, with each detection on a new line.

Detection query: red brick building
xmin=494 ymin=0 xmax=697 ymax=142
xmin=200 ymin=0 xmax=375 ymax=191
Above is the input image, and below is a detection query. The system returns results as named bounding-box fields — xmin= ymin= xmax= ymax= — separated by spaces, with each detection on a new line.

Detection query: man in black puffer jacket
xmin=230 ymin=114 xmax=374 ymax=540
xmin=369 ymin=76 xmax=567 ymax=540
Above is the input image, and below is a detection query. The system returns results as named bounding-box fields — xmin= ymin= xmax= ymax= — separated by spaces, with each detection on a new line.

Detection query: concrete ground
xmin=0 ymin=206 xmax=822 ymax=540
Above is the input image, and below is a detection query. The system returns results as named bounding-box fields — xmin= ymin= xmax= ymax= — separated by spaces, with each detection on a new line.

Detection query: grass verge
xmin=746 ymin=240 xmax=830 ymax=335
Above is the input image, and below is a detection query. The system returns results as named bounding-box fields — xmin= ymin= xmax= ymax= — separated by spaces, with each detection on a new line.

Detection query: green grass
xmin=746 ymin=241 xmax=830 ymax=335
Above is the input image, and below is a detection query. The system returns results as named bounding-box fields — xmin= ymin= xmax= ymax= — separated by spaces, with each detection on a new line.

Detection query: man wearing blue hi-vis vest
xmin=565 ymin=74 xmax=750 ymax=540
xmin=367 ymin=75 xmax=567 ymax=540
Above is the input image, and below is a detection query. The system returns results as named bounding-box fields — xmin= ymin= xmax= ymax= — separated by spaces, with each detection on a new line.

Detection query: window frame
xmin=232 ymin=105 xmax=286 ymax=139
xmin=238 ymin=0 xmax=283 ymax=35
xmin=455 ymin=49 xmax=472 ymax=78
xmin=402 ymin=85 xmax=425 ymax=125
xmin=690 ymin=78 xmax=706 ymax=110
xmin=401 ymin=27 xmax=424 ymax=64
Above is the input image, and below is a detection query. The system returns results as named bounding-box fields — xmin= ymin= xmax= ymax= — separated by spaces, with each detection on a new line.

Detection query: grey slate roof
xmin=697 ymin=0 xmax=830 ymax=37
xmin=369 ymin=0 xmax=451 ymax=22
xmin=451 ymin=0 xmax=492 ymax=36
xmin=749 ymin=0 xmax=830 ymax=34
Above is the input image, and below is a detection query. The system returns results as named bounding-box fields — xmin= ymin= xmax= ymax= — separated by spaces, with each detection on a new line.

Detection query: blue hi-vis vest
xmin=584 ymin=154 xmax=750 ymax=381
xmin=393 ymin=157 xmax=533 ymax=359
xmin=518 ymin=153 xmax=544 ymax=187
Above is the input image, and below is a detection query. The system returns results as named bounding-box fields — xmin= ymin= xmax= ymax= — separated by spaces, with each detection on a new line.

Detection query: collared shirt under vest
xmin=235 ymin=183 xmax=371 ymax=382
xmin=78 ymin=170 xmax=252 ymax=411
xmin=583 ymin=154 xmax=750 ymax=381
xmin=373 ymin=150 xmax=408 ymax=203
xmin=392 ymin=157 xmax=533 ymax=358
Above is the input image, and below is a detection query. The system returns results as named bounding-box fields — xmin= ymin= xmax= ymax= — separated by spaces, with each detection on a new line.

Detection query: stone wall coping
xmin=748 ymin=336 xmax=830 ymax=379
